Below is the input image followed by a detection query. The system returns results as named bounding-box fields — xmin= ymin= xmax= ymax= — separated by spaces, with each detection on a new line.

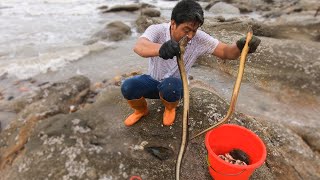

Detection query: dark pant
xmin=121 ymin=74 xmax=183 ymax=102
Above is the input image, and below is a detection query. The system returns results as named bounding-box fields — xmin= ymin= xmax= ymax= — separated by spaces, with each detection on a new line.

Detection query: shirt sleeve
xmin=140 ymin=24 xmax=163 ymax=43
xmin=195 ymin=30 xmax=220 ymax=55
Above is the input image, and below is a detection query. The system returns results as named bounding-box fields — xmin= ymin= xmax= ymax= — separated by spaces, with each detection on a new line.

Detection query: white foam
xmin=0 ymin=42 xmax=112 ymax=79
xmin=0 ymin=0 xmax=175 ymax=80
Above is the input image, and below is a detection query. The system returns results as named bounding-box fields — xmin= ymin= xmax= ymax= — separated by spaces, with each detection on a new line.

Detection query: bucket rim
xmin=205 ymin=124 xmax=267 ymax=169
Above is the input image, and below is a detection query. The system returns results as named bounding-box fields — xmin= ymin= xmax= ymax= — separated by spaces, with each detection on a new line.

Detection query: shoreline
xmin=1 ymin=0 xmax=320 ymax=132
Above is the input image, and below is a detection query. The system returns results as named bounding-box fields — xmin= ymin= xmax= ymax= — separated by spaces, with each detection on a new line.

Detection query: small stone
xmin=29 ymin=78 xmax=36 ymax=83
xmin=87 ymin=98 xmax=95 ymax=104
xmin=86 ymin=168 xmax=97 ymax=179
xmin=7 ymin=96 xmax=14 ymax=101
xmin=19 ymin=87 xmax=29 ymax=92
xmin=93 ymin=82 xmax=103 ymax=89
xmin=69 ymin=105 xmax=77 ymax=113
xmin=97 ymin=5 xmax=108 ymax=10
xmin=38 ymin=81 xmax=49 ymax=87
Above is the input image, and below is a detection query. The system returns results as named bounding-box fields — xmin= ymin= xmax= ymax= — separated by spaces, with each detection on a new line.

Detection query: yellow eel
xmin=175 ymin=36 xmax=189 ymax=180
xmin=191 ymin=27 xmax=253 ymax=140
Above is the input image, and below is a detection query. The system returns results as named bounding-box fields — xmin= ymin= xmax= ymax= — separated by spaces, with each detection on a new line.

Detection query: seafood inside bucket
xmin=205 ymin=124 xmax=267 ymax=180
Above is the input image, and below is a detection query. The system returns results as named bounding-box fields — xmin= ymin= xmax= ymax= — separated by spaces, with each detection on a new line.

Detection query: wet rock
xmin=86 ymin=98 xmax=95 ymax=104
xmin=141 ymin=8 xmax=161 ymax=17
xmin=37 ymin=81 xmax=49 ymax=87
xmin=69 ymin=105 xmax=77 ymax=113
xmin=105 ymin=21 xmax=131 ymax=36
xmin=315 ymin=7 xmax=320 ymax=17
xmin=1 ymin=0 xmax=319 ymax=178
xmin=199 ymin=19 xmax=320 ymax=96
xmin=10 ymin=75 xmax=90 ymax=120
xmin=18 ymin=87 xmax=29 ymax=92
xmin=0 ymin=73 xmax=8 ymax=80
xmin=208 ymin=2 xmax=240 ymax=14
xmin=289 ymin=125 xmax=320 ymax=153
xmin=0 ymin=86 xmax=318 ymax=179
xmin=124 ymin=71 xmax=143 ymax=78
xmin=140 ymin=3 xmax=156 ymax=9
xmin=204 ymin=0 xmax=218 ymax=11
xmin=234 ymin=3 xmax=254 ymax=13
xmin=135 ymin=15 xmax=167 ymax=33
xmin=97 ymin=5 xmax=108 ymax=10
xmin=112 ymin=76 xmax=122 ymax=86
xmin=263 ymin=6 xmax=303 ymax=18
xmin=102 ymin=4 xmax=140 ymax=13
xmin=82 ymin=38 xmax=99 ymax=45
xmin=92 ymin=82 xmax=103 ymax=90
xmin=215 ymin=15 xmax=225 ymax=22
xmin=86 ymin=167 xmax=98 ymax=179
xmin=86 ymin=21 xmax=132 ymax=44
xmin=100 ymin=21 xmax=131 ymax=42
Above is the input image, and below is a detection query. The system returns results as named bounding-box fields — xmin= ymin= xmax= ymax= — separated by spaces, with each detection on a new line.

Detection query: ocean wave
xmin=0 ymin=42 xmax=113 ymax=79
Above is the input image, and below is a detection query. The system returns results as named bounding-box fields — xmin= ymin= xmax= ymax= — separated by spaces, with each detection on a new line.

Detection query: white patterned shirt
xmin=141 ymin=22 xmax=219 ymax=81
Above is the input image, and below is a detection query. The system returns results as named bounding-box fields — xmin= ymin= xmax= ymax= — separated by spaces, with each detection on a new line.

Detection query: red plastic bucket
xmin=205 ymin=124 xmax=267 ymax=180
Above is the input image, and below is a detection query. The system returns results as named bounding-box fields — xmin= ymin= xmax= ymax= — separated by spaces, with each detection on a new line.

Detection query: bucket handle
xmin=207 ymin=156 xmax=246 ymax=176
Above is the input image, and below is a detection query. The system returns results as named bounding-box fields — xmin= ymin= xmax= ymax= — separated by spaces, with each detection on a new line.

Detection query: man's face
xmin=170 ymin=20 xmax=200 ymax=42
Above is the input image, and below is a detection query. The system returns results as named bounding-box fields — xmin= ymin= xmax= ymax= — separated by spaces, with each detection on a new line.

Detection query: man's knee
xmin=158 ymin=78 xmax=183 ymax=101
xmin=163 ymin=78 xmax=182 ymax=87
xmin=121 ymin=78 xmax=137 ymax=99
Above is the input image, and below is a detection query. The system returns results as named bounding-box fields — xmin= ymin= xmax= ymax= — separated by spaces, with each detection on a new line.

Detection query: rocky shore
xmin=0 ymin=0 xmax=319 ymax=179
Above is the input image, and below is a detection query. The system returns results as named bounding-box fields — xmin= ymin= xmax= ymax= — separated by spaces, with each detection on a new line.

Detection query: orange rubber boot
xmin=124 ymin=97 xmax=148 ymax=126
xmin=160 ymin=96 xmax=179 ymax=126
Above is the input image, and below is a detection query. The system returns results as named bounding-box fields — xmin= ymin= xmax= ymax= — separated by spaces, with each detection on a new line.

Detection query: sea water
xmin=0 ymin=0 xmax=176 ymax=129
xmin=0 ymin=0 xmax=262 ymax=80
xmin=0 ymin=0 xmax=176 ymax=80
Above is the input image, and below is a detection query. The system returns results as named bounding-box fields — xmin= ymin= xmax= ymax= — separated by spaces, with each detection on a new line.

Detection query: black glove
xmin=159 ymin=40 xmax=180 ymax=60
xmin=236 ymin=35 xmax=261 ymax=53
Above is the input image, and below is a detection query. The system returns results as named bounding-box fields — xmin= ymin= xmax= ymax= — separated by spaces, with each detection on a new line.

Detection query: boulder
xmin=102 ymin=4 xmax=141 ymax=13
xmin=11 ymin=75 xmax=90 ymax=120
xmin=86 ymin=21 xmax=132 ymax=44
xmin=199 ymin=19 xmax=320 ymax=96
xmin=141 ymin=8 xmax=161 ymax=17
xmin=135 ymin=15 xmax=167 ymax=33
xmin=0 ymin=79 xmax=319 ymax=179
xmin=208 ymin=2 xmax=240 ymax=14
xmin=105 ymin=21 xmax=132 ymax=41
xmin=96 ymin=5 xmax=108 ymax=10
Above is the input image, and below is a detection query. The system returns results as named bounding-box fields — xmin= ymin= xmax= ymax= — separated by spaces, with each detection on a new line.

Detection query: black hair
xmin=171 ymin=0 xmax=204 ymax=26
